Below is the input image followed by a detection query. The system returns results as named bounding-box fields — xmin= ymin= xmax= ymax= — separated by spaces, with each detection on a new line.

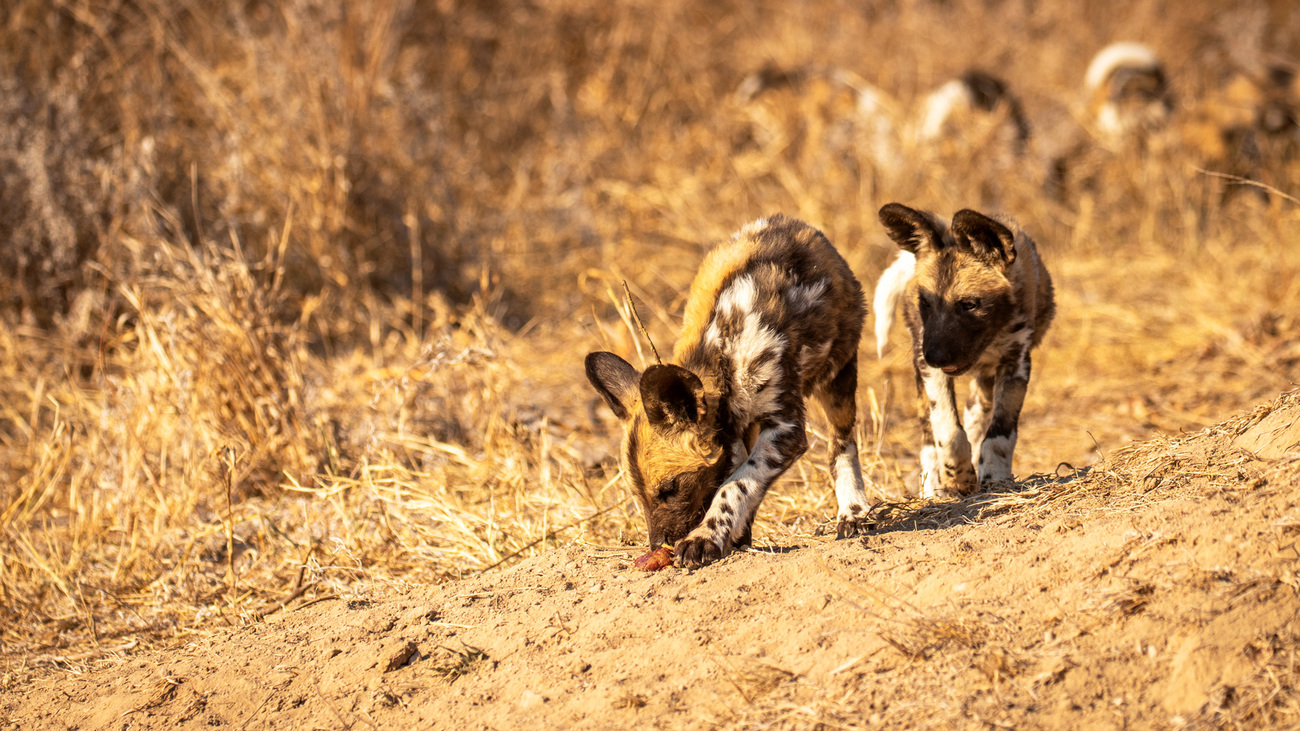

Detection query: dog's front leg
xmin=978 ymin=352 xmax=1031 ymax=484
xmin=916 ymin=361 xmax=976 ymax=498
xmin=964 ymin=372 xmax=996 ymax=468
xmin=726 ymin=430 xmax=756 ymax=550
xmin=675 ymin=416 xmax=808 ymax=568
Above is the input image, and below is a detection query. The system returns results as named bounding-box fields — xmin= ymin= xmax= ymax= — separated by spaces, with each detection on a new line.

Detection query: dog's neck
xmin=674 ymin=337 xmax=737 ymax=442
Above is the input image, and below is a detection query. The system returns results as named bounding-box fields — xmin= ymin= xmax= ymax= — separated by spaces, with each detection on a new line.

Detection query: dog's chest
xmin=972 ymin=320 xmax=1035 ymax=374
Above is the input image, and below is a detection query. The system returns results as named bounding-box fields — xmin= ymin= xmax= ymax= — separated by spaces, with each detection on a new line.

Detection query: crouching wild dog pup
xmin=586 ymin=215 xmax=872 ymax=568
xmin=874 ymin=203 xmax=1054 ymax=499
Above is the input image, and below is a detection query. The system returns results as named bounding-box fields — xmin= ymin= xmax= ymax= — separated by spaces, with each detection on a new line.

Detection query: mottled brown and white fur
xmin=874 ymin=204 xmax=1054 ymax=499
xmin=913 ymin=70 xmax=1031 ymax=156
xmin=586 ymin=215 xmax=871 ymax=568
xmin=1084 ymin=42 xmax=1173 ymax=149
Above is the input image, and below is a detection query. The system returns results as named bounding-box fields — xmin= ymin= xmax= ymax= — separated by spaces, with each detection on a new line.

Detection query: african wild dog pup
xmin=913 ymin=70 xmax=1031 ymax=156
xmin=586 ymin=215 xmax=872 ymax=568
xmin=873 ymin=203 xmax=1054 ymax=499
xmin=1083 ymin=42 xmax=1172 ymax=149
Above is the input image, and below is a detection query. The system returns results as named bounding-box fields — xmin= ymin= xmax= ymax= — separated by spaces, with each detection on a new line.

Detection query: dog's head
xmin=585 ymin=352 xmax=731 ymax=547
xmin=879 ymin=203 xmax=1019 ymax=376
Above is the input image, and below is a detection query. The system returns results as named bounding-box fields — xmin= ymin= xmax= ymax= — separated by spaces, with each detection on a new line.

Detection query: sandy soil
xmin=4 ymin=394 xmax=1299 ymax=730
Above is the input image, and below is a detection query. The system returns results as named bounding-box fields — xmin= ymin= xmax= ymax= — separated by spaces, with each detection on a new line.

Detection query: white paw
xmin=919 ymin=446 xmax=940 ymax=499
xmin=978 ymin=435 xmax=1015 ymax=484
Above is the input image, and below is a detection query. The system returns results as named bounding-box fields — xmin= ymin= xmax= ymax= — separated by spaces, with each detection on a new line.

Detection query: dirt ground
xmin=4 ymin=393 xmax=1298 ymax=730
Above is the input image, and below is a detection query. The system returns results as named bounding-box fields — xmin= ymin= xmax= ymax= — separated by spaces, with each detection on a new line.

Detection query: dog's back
xmin=675 ymin=214 xmax=865 ymax=423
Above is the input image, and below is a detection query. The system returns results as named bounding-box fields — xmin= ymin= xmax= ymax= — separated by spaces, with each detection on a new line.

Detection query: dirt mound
xmin=5 ymin=391 xmax=1299 ymax=729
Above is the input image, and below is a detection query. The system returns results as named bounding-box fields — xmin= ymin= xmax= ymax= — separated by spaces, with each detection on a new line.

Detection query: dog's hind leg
xmin=816 ymin=354 xmax=873 ymax=537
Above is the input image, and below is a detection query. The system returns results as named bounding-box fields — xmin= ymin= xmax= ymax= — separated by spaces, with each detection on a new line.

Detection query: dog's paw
xmin=977 ymin=440 xmax=1014 ymax=484
xmin=926 ymin=471 xmax=977 ymax=500
xmin=921 ymin=466 xmax=968 ymax=499
xmin=834 ymin=503 xmax=875 ymax=538
xmin=919 ymin=464 xmax=940 ymax=499
xmin=937 ymin=457 xmax=979 ymax=497
xmin=835 ymin=515 xmax=875 ymax=539
xmin=919 ymin=445 xmax=948 ymax=499
xmin=674 ymin=535 xmax=724 ymax=569
xmin=977 ymin=476 xmax=1014 ymax=491
xmin=954 ymin=459 xmax=978 ymax=485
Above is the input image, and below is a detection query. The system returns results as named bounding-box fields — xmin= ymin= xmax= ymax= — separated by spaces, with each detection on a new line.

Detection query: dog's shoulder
xmin=1001 ymin=222 xmax=1055 ymax=339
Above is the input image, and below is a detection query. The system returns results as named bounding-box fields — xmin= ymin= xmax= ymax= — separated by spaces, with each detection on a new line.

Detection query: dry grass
xmin=2 ymin=0 xmax=1300 ymax=680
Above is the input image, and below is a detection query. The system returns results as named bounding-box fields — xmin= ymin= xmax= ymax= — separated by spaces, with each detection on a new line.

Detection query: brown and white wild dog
xmin=913 ymin=70 xmax=1031 ymax=158
xmin=586 ymin=215 xmax=872 ymax=568
xmin=873 ymin=203 xmax=1054 ymax=499
xmin=1083 ymin=41 xmax=1172 ymax=150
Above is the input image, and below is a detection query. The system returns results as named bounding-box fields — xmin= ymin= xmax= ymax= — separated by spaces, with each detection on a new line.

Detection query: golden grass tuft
xmin=2 ymin=0 xmax=1300 ymax=678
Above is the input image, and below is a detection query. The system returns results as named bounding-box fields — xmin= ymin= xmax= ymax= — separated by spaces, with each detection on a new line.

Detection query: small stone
xmin=519 ymin=690 xmax=546 ymax=708
xmin=380 ymin=640 xmax=419 ymax=672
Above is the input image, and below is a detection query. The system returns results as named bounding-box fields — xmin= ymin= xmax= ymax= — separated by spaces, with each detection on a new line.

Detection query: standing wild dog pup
xmin=873 ymin=203 xmax=1054 ymax=499
xmin=586 ymin=215 xmax=872 ymax=568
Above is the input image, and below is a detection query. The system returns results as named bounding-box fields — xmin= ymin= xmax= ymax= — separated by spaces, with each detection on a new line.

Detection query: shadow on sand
xmin=863 ymin=465 xmax=1092 ymax=538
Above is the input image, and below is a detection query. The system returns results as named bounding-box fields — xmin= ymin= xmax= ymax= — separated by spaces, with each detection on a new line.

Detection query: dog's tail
xmin=873 ymin=251 xmax=915 ymax=358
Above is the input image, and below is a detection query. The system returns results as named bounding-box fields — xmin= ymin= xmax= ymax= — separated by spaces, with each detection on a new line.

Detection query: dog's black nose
xmin=924 ymin=343 xmax=955 ymax=368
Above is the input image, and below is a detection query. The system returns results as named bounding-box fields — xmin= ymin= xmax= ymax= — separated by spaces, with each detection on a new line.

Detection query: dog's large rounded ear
xmin=585 ymin=352 xmax=641 ymax=421
xmin=951 ymin=209 xmax=1016 ymax=267
xmin=879 ymin=203 xmax=944 ymax=254
xmin=640 ymin=364 xmax=707 ymax=431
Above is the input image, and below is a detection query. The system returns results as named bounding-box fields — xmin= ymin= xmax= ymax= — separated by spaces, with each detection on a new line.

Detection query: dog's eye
xmin=917 ymin=296 xmax=931 ymax=312
xmin=656 ymin=478 xmax=678 ymax=501
xmin=958 ymin=299 xmax=979 ymax=312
